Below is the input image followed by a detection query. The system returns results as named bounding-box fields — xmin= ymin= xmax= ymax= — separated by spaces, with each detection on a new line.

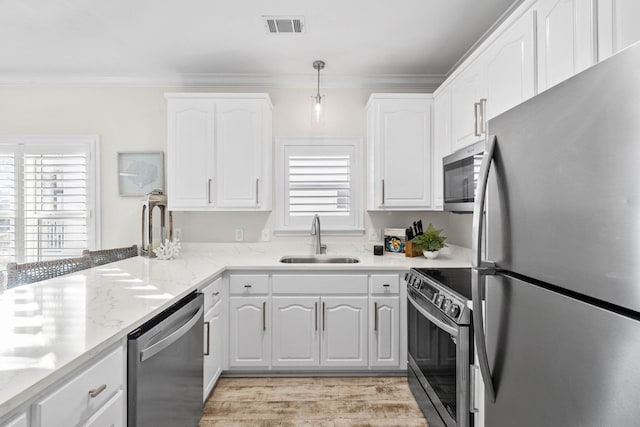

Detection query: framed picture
xmin=118 ymin=152 xmax=164 ymax=196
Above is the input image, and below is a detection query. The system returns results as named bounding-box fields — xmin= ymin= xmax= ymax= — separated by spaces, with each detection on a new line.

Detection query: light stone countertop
xmin=0 ymin=241 xmax=471 ymax=418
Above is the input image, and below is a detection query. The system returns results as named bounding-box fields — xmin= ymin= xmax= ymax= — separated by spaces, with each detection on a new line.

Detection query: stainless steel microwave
xmin=443 ymin=141 xmax=485 ymax=213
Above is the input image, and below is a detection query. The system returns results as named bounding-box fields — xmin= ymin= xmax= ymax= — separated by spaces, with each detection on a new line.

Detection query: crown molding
xmin=0 ymin=72 xmax=445 ymax=90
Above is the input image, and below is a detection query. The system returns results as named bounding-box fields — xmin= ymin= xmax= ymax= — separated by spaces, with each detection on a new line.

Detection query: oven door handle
xmin=407 ymin=291 xmax=459 ymax=337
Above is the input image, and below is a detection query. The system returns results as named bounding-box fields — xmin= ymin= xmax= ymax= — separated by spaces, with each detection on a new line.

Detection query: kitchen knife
xmin=417 ymin=220 xmax=423 ymax=235
xmin=406 ymin=227 xmax=414 ymax=241
xmin=413 ymin=221 xmax=418 ymax=237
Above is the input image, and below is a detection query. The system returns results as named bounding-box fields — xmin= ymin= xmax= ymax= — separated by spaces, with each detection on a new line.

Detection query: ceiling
xmin=0 ymin=0 xmax=519 ymax=87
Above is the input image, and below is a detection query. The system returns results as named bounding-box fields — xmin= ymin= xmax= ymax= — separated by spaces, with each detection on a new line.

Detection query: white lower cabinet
xmin=271 ymin=296 xmax=369 ymax=368
xmin=321 ymin=297 xmax=368 ymax=367
xmin=1 ymin=413 xmax=27 ymax=427
xmin=271 ymin=297 xmax=320 ymax=366
xmin=227 ymin=272 xmax=405 ymax=372
xmin=203 ymin=278 xmax=225 ymax=401
xmin=31 ymin=343 xmax=125 ymax=427
xmin=229 ymin=296 xmax=270 ymax=367
xmin=370 ymin=297 xmax=401 ymax=367
xmin=82 ymin=391 xmax=124 ymax=427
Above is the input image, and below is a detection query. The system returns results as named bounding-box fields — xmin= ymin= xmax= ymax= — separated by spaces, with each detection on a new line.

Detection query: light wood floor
xmin=200 ymin=376 xmax=429 ymax=427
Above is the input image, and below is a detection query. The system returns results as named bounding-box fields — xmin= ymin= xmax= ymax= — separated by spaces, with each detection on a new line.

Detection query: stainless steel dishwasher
xmin=128 ymin=292 xmax=204 ymax=427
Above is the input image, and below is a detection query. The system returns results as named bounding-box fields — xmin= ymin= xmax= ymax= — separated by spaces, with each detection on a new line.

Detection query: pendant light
xmin=312 ymin=60 xmax=325 ymax=124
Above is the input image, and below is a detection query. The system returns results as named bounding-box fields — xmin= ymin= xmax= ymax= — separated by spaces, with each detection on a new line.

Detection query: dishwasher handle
xmin=139 ymin=305 xmax=203 ymax=362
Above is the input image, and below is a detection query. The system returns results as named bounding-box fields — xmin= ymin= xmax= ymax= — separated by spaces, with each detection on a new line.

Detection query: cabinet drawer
xmin=2 ymin=413 xmax=27 ymax=427
xmin=35 ymin=346 xmax=123 ymax=427
xmin=371 ymin=275 xmax=400 ymax=294
xmin=83 ymin=390 xmax=123 ymax=427
xmin=230 ymin=274 xmax=268 ymax=295
xmin=203 ymin=277 xmax=223 ymax=312
xmin=272 ymin=275 xmax=368 ymax=294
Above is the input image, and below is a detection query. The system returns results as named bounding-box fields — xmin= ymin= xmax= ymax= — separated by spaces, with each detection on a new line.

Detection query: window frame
xmin=275 ymin=137 xmax=364 ymax=235
xmin=0 ymin=135 xmax=101 ymax=264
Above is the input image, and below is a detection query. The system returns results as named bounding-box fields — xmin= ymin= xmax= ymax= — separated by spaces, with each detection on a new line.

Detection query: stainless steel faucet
xmin=310 ymin=214 xmax=327 ymax=255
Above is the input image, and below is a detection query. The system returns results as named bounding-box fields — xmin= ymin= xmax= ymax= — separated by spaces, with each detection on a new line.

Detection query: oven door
xmin=407 ymin=287 xmax=471 ymax=427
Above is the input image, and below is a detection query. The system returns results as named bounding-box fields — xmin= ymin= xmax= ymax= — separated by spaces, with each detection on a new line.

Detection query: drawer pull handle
xmin=262 ymin=301 xmax=267 ymax=331
xmin=383 ymin=284 xmax=390 ymax=287
xmin=212 ymin=291 xmax=220 ymax=296
xmin=88 ymin=384 xmax=106 ymax=398
xmin=244 ymin=284 xmax=252 ymax=288
xmin=374 ymin=302 xmax=378 ymax=331
xmin=204 ymin=321 xmax=211 ymax=356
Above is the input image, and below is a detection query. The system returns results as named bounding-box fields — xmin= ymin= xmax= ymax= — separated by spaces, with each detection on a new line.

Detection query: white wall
xmin=0 ymin=85 xmax=472 ymax=249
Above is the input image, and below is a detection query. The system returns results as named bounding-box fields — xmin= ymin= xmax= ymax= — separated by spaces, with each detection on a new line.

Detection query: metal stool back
xmin=6 ymin=257 xmax=92 ymax=289
xmin=82 ymin=245 xmax=138 ymax=267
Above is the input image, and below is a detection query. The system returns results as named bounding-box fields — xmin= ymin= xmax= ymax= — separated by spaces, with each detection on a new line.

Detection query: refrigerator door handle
xmin=472 ymin=134 xmax=497 ymax=269
xmin=472 ymin=269 xmax=496 ymax=403
xmin=471 ymin=135 xmax=497 ymax=403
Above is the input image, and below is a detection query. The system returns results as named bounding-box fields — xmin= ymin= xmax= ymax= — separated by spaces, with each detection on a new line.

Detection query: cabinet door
xmin=320 ymin=297 xmax=368 ymax=367
xmin=451 ymin=62 xmax=486 ymax=151
xmin=215 ymin=100 xmax=265 ymax=209
xmin=598 ymin=0 xmax=640 ymax=61
xmin=433 ymin=89 xmax=452 ymax=209
xmin=229 ymin=297 xmax=269 ymax=367
xmin=537 ymin=0 xmax=595 ymax=93
xmin=1 ymin=413 xmax=27 ymax=427
xmin=484 ymin=9 xmax=536 ymax=120
xmin=370 ymin=297 xmax=400 ymax=367
xmin=167 ymin=98 xmax=215 ymax=210
xmin=271 ymin=297 xmax=320 ymax=367
xmin=373 ymin=98 xmax=432 ymax=208
xmin=203 ymin=293 xmax=224 ymax=401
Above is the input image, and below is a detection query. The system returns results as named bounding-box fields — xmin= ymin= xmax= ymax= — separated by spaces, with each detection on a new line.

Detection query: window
xmin=276 ymin=137 xmax=363 ymax=234
xmin=0 ymin=136 xmax=99 ymax=272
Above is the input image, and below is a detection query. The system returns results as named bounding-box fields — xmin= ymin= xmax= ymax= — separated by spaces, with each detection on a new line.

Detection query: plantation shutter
xmin=0 ymin=151 xmax=16 ymax=268
xmin=288 ymin=155 xmax=351 ymax=216
xmin=0 ymin=137 xmax=98 ymax=283
xmin=22 ymin=150 xmax=90 ymax=262
xmin=278 ymin=139 xmax=362 ymax=232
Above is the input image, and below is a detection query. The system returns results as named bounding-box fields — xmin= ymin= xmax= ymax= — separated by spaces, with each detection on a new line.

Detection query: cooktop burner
xmin=411 ymin=268 xmax=472 ymax=301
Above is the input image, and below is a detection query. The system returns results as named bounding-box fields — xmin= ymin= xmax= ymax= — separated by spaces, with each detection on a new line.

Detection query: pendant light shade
xmin=312 ymin=60 xmax=325 ymax=124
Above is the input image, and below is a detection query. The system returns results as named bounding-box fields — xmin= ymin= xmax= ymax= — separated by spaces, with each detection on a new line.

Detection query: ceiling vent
xmin=262 ymin=16 xmax=305 ymax=34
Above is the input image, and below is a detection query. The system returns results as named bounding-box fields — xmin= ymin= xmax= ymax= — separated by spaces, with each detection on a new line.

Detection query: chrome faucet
xmin=310 ymin=214 xmax=327 ymax=255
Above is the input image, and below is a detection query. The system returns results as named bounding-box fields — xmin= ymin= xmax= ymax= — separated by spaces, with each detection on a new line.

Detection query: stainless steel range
xmin=406 ymin=268 xmax=474 ymax=427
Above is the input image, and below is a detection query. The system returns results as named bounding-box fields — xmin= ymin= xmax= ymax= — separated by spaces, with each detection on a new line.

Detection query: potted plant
xmin=410 ymin=224 xmax=447 ymax=259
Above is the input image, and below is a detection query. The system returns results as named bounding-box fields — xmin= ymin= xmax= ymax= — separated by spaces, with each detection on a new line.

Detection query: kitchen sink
xmin=279 ymin=256 xmax=360 ymax=264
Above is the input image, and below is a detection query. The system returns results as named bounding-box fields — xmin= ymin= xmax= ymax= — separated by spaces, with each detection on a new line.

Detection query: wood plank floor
xmin=200 ymin=376 xmax=429 ymax=427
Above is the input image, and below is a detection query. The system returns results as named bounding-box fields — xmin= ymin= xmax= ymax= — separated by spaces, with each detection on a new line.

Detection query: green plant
xmin=410 ymin=224 xmax=447 ymax=252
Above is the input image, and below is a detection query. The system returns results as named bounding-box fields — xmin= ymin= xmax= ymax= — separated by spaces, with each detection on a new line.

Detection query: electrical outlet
xmin=261 ymin=228 xmax=270 ymax=241
xmin=235 ymin=228 xmax=244 ymax=242
xmin=368 ymin=228 xmax=380 ymax=241
xmin=173 ymin=228 xmax=182 ymax=241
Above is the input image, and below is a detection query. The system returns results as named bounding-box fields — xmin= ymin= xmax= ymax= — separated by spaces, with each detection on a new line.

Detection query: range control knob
xmin=442 ymin=298 xmax=452 ymax=311
xmin=448 ymin=304 xmax=461 ymax=318
xmin=435 ymin=294 xmax=445 ymax=306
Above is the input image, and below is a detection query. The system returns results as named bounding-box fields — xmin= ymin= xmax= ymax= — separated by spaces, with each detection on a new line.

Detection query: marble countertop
xmin=0 ymin=242 xmax=471 ymax=418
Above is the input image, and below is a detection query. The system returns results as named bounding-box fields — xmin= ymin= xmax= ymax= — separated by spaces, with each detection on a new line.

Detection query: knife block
xmin=405 ymin=242 xmax=423 ymax=258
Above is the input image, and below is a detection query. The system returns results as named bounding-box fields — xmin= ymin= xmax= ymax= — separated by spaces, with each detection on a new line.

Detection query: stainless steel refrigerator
xmin=471 ymin=42 xmax=640 ymax=426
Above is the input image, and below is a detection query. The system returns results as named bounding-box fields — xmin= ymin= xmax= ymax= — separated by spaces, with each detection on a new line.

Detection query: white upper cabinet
xmin=450 ymin=61 xmax=486 ymax=152
xmin=367 ymin=94 xmax=434 ymax=210
xmin=483 ymin=9 xmax=536 ymax=120
xmin=167 ymin=98 xmax=215 ymax=209
xmin=537 ymin=0 xmax=595 ymax=93
xmin=166 ymin=93 xmax=272 ymax=211
xmin=597 ymin=0 xmax=640 ymax=61
xmin=432 ymin=88 xmax=452 ymax=209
